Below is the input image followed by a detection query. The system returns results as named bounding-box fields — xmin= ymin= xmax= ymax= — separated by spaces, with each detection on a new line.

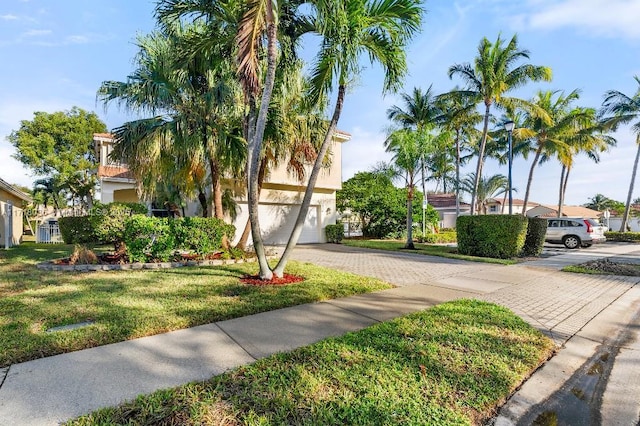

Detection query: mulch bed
xmin=240 ymin=273 xmax=305 ymax=286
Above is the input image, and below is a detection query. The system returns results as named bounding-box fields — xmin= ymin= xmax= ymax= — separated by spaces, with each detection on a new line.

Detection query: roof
xmin=427 ymin=193 xmax=469 ymax=209
xmin=98 ymin=165 xmax=134 ymax=180
xmin=486 ymin=198 xmax=539 ymax=207
xmin=529 ymin=205 xmax=602 ymax=219
xmin=0 ymin=177 xmax=33 ymax=202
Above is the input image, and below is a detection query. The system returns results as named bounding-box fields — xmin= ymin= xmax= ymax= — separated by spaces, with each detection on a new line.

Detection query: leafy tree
xmin=337 ymin=171 xmax=436 ymax=238
xmin=8 ymin=107 xmax=107 ymax=209
xmin=601 ymin=76 xmax=640 ymax=232
xmin=448 ymin=34 xmax=552 ymax=215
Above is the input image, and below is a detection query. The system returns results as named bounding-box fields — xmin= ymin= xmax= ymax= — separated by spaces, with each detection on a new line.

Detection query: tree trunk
xmin=562 ymin=166 xmax=571 ymax=213
xmin=557 ymin=165 xmax=570 ymax=217
xmin=235 ymin=158 xmax=267 ymax=250
xmin=471 ymin=103 xmax=492 ymax=215
xmin=455 ymin=129 xmax=461 ymax=217
xmin=209 ymin=158 xmax=223 ymax=219
xmin=247 ymin=19 xmax=278 ymax=280
xmin=198 ymin=189 xmax=208 ymax=217
xmin=522 ymin=146 xmax=542 ymax=216
xmin=272 ymin=84 xmax=346 ymax=277
xmin=405 ymin=184 xmax=415 ymax=249
xmin=620 ymin=138 xmax=640 ymax=232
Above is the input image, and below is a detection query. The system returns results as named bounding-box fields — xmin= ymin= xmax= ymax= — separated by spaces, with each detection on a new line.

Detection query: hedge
xmin=521 ymin=217 xmax=547 ymax=257
xmin=457 ymin=215 xmax=528 ymax=259
xmin=325 ymin=224 xmax=344 ymax=243
xmin=123 ymin=216 xmax=236 ymax=262
xmin=604 ymin=231 xmax=640 ymax=242
xmin=58 ymin=216 xmax=95 ymax=244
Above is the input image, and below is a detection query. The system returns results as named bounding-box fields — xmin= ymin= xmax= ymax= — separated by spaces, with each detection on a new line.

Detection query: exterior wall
xmin=100 ymin=180 xmax=139 ymax=203
xmin=113 ymin=188 xmax=140 ymax=203
xmin=0 ymin=188 xmax=27 ymax=207
xmin=1 ymin=201 xmax=24 ymax=247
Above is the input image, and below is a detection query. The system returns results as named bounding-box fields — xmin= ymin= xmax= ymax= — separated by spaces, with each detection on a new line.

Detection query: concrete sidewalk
xmin=1 ymin=243 xmax=639 ymax=425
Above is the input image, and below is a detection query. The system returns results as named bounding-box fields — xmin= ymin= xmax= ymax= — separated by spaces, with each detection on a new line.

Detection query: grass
xmin=68 ymin=300 xmax=555 ymax=426
xmin=343 ymin=239 xmax=517 ymax=265
xmin=0 ymin=243 xmax=391 ymax=367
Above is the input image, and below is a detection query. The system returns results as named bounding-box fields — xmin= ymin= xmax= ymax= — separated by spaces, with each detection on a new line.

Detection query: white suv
xmin=545 ymin=217 xmax=607 ymax=249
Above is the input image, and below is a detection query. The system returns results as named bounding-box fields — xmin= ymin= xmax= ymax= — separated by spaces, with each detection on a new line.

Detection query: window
xmin=489 ymin=205 xmax=498 ymax=213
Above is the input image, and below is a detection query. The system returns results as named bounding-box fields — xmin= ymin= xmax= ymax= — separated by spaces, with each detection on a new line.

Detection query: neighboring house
xmin=0 ymin=177 xmax=32 ymax=247
xmin=94 ymin=132 xmax=350 ymax=245
xmin=427 ymin=193 xmax=471 ymax=229
xmin=484 ymin=198 xmax=540 ymax=215
xmin=526 ymin=205 xmax=602 ymax=220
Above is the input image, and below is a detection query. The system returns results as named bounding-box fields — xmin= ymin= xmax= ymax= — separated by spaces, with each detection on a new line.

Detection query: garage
xmin=233 ymin=203 xmax=321 ymax=245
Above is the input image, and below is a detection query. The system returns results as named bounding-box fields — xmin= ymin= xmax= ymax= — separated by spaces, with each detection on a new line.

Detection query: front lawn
xmin=69 ymin=300 xmax=554 ymax=425
xmin=343 ymin=239 xmax=517 ymax=265
xmin=0 ymin=243 xmax=391 ymax=367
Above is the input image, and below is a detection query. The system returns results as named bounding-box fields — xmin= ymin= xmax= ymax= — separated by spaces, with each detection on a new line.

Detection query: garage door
xmin=233 ymin=203 xmax=321 ymax=245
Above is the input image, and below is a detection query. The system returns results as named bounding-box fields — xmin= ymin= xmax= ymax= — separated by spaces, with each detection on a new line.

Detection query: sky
xmin=1 ymin=0 xmax=640 ymax=207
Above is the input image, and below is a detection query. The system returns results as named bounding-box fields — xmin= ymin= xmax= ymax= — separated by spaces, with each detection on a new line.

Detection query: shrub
xmin=90 ymin=202 xmax=148 ymax=250
xmin=69 ymin=245 xmax=98 ymax=265
xmin=123 ymin=216 xmax=174 ymax=262
xmin=604 ymin=231 xmax=640 ymax=242
xmin=521 ymin=217 xmax=547 ymax=257
xmin=58 ymin=216 xmax=94 ymax=244
xmin=170 ymin=217 xmax=235 ymax=254
xmin=413 ymin=230 xmax=457 ymax=244
xmin=325 ymin=224 xmax=344 ymax=243
xmin=457 ymin=215 xmax=528 ymax=259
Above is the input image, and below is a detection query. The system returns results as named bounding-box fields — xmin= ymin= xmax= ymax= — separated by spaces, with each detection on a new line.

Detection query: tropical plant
xmin=601 ymin=76 xmax=640 ymax=232
xmin=459 ymin=172 xmax=508 ymax=215
xmin=448 ymin=34 xmax=552 ymax=215
xmin=270 ymin=0 xmax=424 ymax=277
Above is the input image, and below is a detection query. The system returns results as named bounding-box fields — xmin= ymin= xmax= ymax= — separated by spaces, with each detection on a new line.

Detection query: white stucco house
xmin=94 ymin=131 xmax=350 ymax=245
xmin=0 ymin=177 xmax=32 ymax=247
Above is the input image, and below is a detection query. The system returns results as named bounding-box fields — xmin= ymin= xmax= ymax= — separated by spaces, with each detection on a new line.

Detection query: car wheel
xmin=563 ymin=235 xmax=580 ymax=249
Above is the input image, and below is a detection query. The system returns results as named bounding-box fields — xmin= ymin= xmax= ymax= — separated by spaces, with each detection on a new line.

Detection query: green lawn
xmin=343 ymin=239 xmax=517 ymax=265
xmin=68 ymin=300 xmax=554 ymax=426
xmin=0 ymin=243 xmax=391 ymax=367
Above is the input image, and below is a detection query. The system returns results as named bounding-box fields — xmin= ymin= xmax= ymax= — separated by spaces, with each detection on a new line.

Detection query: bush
xmin=123 ymin=216 xmax=174 ymax=262
xmin=457 ymin=215 xmax=528 ymax=259
xmin=58 ymin=216 xmax=94 ymax=244
xmin=521 ymin=217 xmax=547 ymax=257
xmin=604 ymin=231 xmax=640 ymax=242
xmin=69 ymin=245 xmax=98 ymax=265
xmin=415 ymin=230 xmax=457 ymax=244
xmin=170 ymin=217 xmax=235 ymax=255
xmin=90 ymin=202 xmax=148 ymax=249
xmin=325 ymin=224 xmax=344 ymax=243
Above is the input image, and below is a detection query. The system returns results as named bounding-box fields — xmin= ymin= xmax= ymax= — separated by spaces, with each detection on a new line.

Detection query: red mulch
xmin=240 ymin=273 xmax=305 ymax=286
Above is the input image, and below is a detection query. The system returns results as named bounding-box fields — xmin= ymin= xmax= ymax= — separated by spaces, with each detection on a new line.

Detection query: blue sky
xmin=1 ymin=0 xmax=639 ymax=206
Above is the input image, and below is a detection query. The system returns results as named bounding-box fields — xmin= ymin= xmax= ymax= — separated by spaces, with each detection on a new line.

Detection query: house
xmin=526 ymin=205 xmax=602 ymax=219
xmin=0 ymin=177 xmax=32 ymax=247
xmin=427 ymin=193 xmax=470 ymax=228
xmin=484 ymin=198 xmax=540 ymax=215
xmin=94 ymin=131 xmax=350 ymax=245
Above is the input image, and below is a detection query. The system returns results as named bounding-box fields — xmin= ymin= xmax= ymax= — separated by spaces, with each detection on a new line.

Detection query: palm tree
xmin=516 ymin=90 xmax=598 ymax=214
xmin=384 ymin=129 xmax=433 ymax=249
xmin=448 ymin=34 xmax=552 ymax=215
xmin=601 ymin=76 xmax=640 ymax=232
xmin=436 ymin=90 xmax=482 ymax=216
xmin=459 ymin=172 xmax=508 ymax=215
xmin=32 ymin=177 xmax=65 ymax=216
xmin=271 ymin=0 xmax=424 ymax=277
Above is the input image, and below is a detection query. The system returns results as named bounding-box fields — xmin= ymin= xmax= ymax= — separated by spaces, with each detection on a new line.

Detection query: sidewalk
xmin=1 ymin=243 xmax=639 ymax=425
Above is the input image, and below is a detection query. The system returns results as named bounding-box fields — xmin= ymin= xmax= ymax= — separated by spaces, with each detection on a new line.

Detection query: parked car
xmin=545 ymin=217 xmax=607 ymax=249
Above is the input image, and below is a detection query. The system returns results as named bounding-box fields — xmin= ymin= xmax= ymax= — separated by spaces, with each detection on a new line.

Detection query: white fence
xmin=37 ymin=223 xmax=63 ymax=244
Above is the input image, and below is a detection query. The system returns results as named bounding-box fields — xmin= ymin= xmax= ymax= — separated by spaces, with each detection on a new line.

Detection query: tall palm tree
xmin=448 ymin=34 xmax=552 ymax=215
xmin=384 ymin=128 xmax=433 ymax=249
xmin=601 ymin=76 xmax=640 ymax=232
xmin=271 ymin=0 xmax=424 ymax=277
xmin=518 ymin=90 xmax=599 ymax=214
xmin=436 ymin=90 xmax=482 ymax=216
xmin=459 ymin=172 xmax=508 ymax=215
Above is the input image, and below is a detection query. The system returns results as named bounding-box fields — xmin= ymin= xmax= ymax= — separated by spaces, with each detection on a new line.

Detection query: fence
xmin=37 ymin=222 xmax=63 ymax=244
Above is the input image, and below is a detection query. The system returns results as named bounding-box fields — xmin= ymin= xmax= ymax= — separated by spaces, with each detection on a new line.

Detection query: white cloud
xmin=1 ymin=14 xmax=18 ymax=21
xmin=22 ymin=29 xmax=52 ymax=37
xmin=522 ymin=0 xmax=640 ymax=39
xmin=66 ymin=35 xmax=89 ymax=44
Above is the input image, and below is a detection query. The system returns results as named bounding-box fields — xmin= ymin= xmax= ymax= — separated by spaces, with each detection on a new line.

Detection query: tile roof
xmin=98 ymin=165 xmax=134 ymax=180
xmin=427 ymin=193 xmax=469 ymax=208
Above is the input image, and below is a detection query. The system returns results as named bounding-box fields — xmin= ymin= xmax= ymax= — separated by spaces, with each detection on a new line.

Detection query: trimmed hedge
xmin=325 ymin=224 xmax=344 ymax=243
xmin=522 ymin=217 xmax=547 ymax=257
xmin=58 ymin=216 xmax=94 ymax=244
xmin=123 ymin=216 xmax=235 ymax=262
xmin=457 ymin=215 xmax=528 ymax=259
xmin=419 ymin=231 xmax=457 ymax=244
xmin=604 ymin=231 xmax=640 ymax=242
